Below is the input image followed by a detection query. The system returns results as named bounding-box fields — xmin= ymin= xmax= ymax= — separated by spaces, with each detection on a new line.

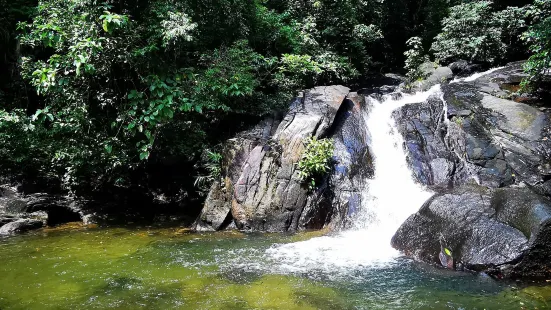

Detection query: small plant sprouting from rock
xmin=297 ymin=137 xmax=334 ymax=190
xmin=194 ymin=150 xmax=223 ymax=194
xmin=453 ymin=117 xmax=464 ymax=127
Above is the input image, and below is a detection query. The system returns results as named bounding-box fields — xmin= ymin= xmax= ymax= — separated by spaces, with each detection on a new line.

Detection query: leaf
xmin=105 ymin=144 xmax=113 ymax=154
xmin=32 ymin=109 xmax=43 ymax=121
xmin=102 ymin=20 xmax=110 ymax=33
xmin=444 ymin=248 xmax=452 ymax=256
xmin=139 ymin=151 xmax=149 ymax=160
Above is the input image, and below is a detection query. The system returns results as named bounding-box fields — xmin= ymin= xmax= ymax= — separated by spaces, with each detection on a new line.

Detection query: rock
xmin=0 ymin=215 xmax=17 ymax=227
xmin=196 ymin=85 xmax=357 ymax=231
xmin=25 ymin=194 xmax=83 ymax=226
xmin=394 ymin=63 xmax=550 ymax=189
xmin=391 ymin=185 xmax=551 ymax=279
xmin=232 ymin=86 xmax=350 ymax=231
xmin=448 ymin=60 xmax=486 ymax=78
xmin=409 ymin=62 xmax=453 ymax=92
xmin=0 ymin=219 xmax=44 ymax=236
xmin=193 ymin=181 xmax=233 ymax=231
xmin=193 ymin=114 xmax=283 ymax=231
xmin=320 ymin=92 xmax=374 ymax=229
xmin=0 ymin=185 xmax=86 ymax=235
xmin=393 ymin=93 xmax=462 ymax=187
xmin=480 ymin=94 xmax=546 ymax=142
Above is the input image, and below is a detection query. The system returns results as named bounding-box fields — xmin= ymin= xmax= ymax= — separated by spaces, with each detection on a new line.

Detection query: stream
xmin=0 ymin=227 xmax=550 ymax=309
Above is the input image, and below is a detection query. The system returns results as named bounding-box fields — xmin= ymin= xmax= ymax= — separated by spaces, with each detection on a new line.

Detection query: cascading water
xmin=263 ymin=86 xmax=443 ymax=274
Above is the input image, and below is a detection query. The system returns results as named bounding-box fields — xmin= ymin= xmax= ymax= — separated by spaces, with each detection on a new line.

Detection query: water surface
xmin=0 ymin=225 xmax=550 ymax=310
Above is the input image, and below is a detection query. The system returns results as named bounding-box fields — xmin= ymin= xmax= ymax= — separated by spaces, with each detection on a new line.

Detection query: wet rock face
xmin=391 ymin=185 xmax=551 ymax=279
xmin=392 ymin=62 xmax=551 ymax=279
xmin=394 ymin=63 xmax=551 ymax=189
xmin=195 ymin=86 xmax=375 ymax=232
xmin=325 ymin=93 xmax=374 ymax=229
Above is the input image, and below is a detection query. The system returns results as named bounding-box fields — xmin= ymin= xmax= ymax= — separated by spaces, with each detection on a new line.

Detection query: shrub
xmin=404 ymin=36 xmax=429 ymax=82
xmin=521 ymin=0 xmax=551 ymax=89
xmin=431 ymin=1 xmax=526 ymax=64
xmin=297 ymin=137 xmax=334 ymax=190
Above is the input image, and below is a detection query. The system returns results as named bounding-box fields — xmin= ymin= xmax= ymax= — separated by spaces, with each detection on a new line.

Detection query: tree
xmin=522 ymin=0 xmax=551 ymax=88
xmin=431 ymin=1 xmax=526 ymax=64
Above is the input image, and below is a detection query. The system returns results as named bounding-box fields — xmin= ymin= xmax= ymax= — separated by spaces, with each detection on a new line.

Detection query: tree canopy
xmin=0 ymin=0 xmax=549 ymax=203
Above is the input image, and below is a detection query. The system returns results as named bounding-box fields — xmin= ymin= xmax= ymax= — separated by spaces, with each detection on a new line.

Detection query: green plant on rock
xmin=453 ymin=117 xmax=464 ymax=127
xmin=297 ymin=137 xmax=334 ymax=190
xmin=194 ymin=150 xmax=223 ymax=193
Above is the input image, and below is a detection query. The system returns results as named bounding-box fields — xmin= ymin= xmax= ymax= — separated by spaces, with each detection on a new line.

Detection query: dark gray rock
xmin=448 ymin=60 xmax=486 ymax=78
xmin=0 ymin=184 xmax=86 ymax=236
xmin=0 ymin=219 xmax=44 ymax=236
xmin=391 ymin=185 xmax=551 ymax=279
xmin=393 ymin=93 xmax=461 ymax=187
xmin=391 ymin=62 xmax=551 ymax=279
xmin=394 ymin=63 xmax=550 ymax=189
xmin=25 ymin=194 xmax=83 ymax=226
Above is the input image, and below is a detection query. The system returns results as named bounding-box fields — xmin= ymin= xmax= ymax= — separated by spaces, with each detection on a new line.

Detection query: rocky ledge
xmin=391 ymin=61 xmax=551 ymax=279
xmin=0 ymin=185 xmax=87 ymax=236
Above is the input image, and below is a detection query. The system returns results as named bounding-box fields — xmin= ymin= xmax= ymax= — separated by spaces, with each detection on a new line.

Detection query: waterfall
xmin=264 ymin=86 xmax=441 ymax=274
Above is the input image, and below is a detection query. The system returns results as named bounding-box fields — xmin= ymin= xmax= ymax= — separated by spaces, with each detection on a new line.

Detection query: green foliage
xmin=431 ymin=1 xmax=526 ymax=64
xmin=404 ymin=37 xmax=429 ymax=82
xmin=522 ymin=0 xmax=551 ymax=89
xmin=297 ymin=137 xmax=334 ymax=190
xmin=1 ymin=0 xmax=540 ymax=200
xmin=194 ymin=150 xmax=223 ymax=193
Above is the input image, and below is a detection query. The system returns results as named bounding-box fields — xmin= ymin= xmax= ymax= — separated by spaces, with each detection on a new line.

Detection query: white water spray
xmin=264 ymin=86 xmax=443 ymax=273
xmin=450 ymin=67 xmax=505 ymax=84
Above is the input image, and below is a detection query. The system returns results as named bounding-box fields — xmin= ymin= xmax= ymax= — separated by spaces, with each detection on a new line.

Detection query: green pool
xmin=0 ymin=225 xmax=550 ymax=309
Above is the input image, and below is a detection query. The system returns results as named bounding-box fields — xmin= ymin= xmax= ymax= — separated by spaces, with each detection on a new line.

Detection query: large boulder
xmin=391 ymin=185 xmax=551 ymax=279
xmin=394 ymin=62 xmax=551 ymax=189
xmin=194 ymin=85 xmax=377 ymax=231
xmin=326 ymin=93 xmax=374 ymax=228
xmin=448 ymin=60 xmax=486 ymax=78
